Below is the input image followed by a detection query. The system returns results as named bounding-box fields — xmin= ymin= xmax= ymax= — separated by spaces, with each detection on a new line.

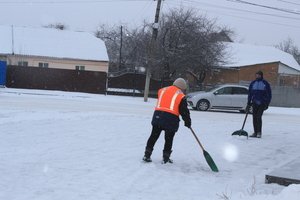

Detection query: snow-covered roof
xmin=223 ymin=42 xmax=300 ymax=71
xmin=0 ymin=25 xmax=108 ymax=62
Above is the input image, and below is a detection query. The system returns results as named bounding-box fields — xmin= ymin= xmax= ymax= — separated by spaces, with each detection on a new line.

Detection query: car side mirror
xmin=214 ymin=91 xmax=219 ymax=95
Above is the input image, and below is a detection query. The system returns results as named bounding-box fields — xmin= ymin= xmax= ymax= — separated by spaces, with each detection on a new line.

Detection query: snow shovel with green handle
xmin=232 ymin=106 xmax=249 ymax=139
xmin=189 ymin=127 xmax=219 ymax=172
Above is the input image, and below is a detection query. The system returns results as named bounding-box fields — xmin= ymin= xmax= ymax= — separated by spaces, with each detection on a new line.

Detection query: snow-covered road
xmin=0 ymin=88 xmax=299 ymax=200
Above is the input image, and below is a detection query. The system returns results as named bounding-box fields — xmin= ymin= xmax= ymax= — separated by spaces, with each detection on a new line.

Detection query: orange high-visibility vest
xmin=155 ymin=86 xmax=185 ymax=116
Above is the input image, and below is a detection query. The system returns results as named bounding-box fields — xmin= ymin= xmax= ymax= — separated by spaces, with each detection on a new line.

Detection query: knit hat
xmin=173 ymin=78 xmax=187 ymax=90
xmin=256 ymin=70 xmax=263 ymax=78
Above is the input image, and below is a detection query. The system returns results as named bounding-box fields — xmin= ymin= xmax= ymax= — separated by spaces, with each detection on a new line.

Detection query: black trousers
xmin=145 ymin=125 xmax=176 ymax=156
xmin=252 ymin=104 xmax=265 ymax=134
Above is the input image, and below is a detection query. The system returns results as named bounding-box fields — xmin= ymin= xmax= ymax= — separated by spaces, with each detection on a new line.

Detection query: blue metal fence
xmin=0 ymin=61 xmax=7 ymax=86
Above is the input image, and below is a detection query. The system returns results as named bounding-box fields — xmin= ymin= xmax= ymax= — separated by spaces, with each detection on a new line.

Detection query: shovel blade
xmin=203 ymin=150 xmax=219 ymax=172
xmin=232 ymin=130 xmax=248 ymax=137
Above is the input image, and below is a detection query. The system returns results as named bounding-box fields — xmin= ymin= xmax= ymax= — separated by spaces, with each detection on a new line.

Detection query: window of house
xmin=280 ymin=78 xmax=285 ymax=86
xmin=75 ymin=65 xmax=85 ymax=71
xmin=39 ymin=62 xmax=49 ymax=68
xmin=18 ymin=61 xmax=28 ymax=66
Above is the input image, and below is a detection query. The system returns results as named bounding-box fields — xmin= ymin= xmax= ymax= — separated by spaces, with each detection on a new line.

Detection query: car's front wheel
xmin=196 ymin=99 xmax=210 ymax=111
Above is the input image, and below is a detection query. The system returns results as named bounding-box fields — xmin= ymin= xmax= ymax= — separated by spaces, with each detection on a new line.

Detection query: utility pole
xmin=11 ymin=25 xmax=14 ymax=55
xmin=119 ymin=25 xmax=123 ymax=70
xmin=143 ymin=0 xmax=162 ymax=102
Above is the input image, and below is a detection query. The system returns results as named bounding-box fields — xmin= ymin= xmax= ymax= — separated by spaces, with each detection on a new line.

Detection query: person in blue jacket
xmin=247 ymin=71 xmax=272 ymax=138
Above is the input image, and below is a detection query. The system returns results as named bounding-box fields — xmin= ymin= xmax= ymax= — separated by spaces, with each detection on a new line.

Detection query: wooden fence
xmin=5 ymin=66 xmax=172 ymax=97
xmin=6 ymin=65 xmax=107 ymax=94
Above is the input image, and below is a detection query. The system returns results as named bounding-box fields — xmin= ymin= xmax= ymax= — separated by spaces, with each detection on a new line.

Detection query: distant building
xmin=204 ymin=42 xmax=300 ymax=88
xmin=0 ymin=25 xmax=109 ymax=93
xmin=209 ymin=30 xmax=233 ymax=42
xmin=0 ymin=25 xmax=109 ymax=72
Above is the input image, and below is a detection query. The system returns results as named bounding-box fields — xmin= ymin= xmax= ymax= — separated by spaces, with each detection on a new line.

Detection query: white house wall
xmin=7 ymin=55 xmax=108 ymax=73
xmin=278 ymin=63 xmax=300 ymax=75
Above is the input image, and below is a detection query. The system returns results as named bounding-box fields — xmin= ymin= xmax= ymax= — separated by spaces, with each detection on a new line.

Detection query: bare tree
xmin=95 ymin=22 xmax=152 ymax=72
xmin=96 ymin=8 xmax=232 ymax=87
xmin=95 ymin=24 xmax=123 ymax=71
xmin=155 ymin=8 xmax=231 ymax=86
xmin=275 ymin=38 xmax=300 ymax=65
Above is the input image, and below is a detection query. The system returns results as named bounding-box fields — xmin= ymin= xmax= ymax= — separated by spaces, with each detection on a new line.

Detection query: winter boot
xmin=162 ymin=158 xmax=173 ymax=164
xmin=249 ymin=133 xmax=257 ymax=138
xmin=162 ymin=150 xmax=173 ymax=164
xmin=143 ymin=156 xmax=152 ymax=163
xmin=256 ymin=132 xmax=262 ymax=138
xmin=143 ymin=147 xmax=153 ymax=163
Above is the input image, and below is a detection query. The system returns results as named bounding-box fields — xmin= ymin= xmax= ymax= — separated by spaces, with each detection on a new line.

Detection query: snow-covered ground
xmin=0 ymin=88 xmax=299 ymax=200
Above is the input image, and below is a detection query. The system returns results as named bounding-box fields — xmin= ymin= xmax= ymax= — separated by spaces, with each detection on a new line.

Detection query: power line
xmin=277 ymin=0 xmax=300 ymax=6
xmin=182 ymin=0 xmax=300 ymax=21
xmin=226 ymin=0 xmax=300 ymax=15
xmin=0 ymin=0 xmax=149 ymax=4
xmin=166 ymin=1 xmax=300 ymax=29
xmin=129 ymin=0 xmax=155 ymax=26
xmin=215 ymin=11 xmax=300 ymax=29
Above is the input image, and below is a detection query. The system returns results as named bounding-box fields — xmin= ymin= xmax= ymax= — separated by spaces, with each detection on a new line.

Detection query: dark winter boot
xmin=249 ymin=133 xmax=257 ymax=138
xmin=143 ymin=147 xmax=153 ymax=163
xmin=162 ymin=150 xmax=173 ymax=164
xmin=143 ymin=156 xmax=152 ymax=163
xmin=162 ymin=158 xmax=173 ymax=164
xmin=256 ymin=132 xmax=262 ymax=138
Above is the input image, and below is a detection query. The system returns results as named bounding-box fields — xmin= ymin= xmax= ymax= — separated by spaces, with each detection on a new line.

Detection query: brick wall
xmin=204 ymin=68 xmax=239 ymax=85
xmin=203 ymin=62 xmax=280 ymax=86
xmin=237 ymin=63 xmax=279 ymax=85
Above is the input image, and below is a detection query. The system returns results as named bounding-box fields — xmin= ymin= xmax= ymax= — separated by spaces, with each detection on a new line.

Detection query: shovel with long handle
xmin=189 ymin=127 xmax=219 ymax=172
xmin=231 ymin=107 xmax=249 ymax=139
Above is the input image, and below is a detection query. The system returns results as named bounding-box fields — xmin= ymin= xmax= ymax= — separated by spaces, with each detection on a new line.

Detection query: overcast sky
xmin=0 ymin=0 xmax=300 ymax=47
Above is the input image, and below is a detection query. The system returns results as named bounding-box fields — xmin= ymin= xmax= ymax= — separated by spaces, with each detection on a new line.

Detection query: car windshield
xmin=206 ymin=85 xmax=221 ymax=92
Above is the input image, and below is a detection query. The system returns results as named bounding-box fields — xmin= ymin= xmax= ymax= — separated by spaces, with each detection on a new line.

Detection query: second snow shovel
xmin=232 ymin=107 xmax=249 ymax=139
xmin=189 ymin=127 xmax=219 ymax=172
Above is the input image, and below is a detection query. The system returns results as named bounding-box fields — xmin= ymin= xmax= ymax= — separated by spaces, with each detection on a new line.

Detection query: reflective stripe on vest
xmin=155 ymin=86 xmax=185 ymax=116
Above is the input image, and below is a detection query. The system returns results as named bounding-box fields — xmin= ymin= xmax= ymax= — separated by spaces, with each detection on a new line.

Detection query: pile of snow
xmin=107 ymin=88 xmax=142 ymax=94
xmin=230 ymin=184 xmax=300 ymax=200
xmin=0 ymin=88 xmax=299 ymax=200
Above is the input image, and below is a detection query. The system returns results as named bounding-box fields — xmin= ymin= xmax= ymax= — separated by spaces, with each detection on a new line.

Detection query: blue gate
xmin=0 ymin=61 xmax=7 ymax=86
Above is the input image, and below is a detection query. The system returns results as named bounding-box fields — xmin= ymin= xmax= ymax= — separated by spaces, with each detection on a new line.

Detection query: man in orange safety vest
xmin=143 ymin=78 xmax=191 ymax=164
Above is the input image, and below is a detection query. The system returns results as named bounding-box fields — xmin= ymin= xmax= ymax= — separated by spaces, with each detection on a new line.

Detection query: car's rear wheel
xmin=196 ymin=99 xmax=210 ymax=111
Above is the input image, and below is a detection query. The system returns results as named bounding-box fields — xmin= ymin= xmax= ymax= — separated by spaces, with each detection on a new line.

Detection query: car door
xmin=211 ymin=86 xmax=233 ymax=108
xmin=232 ymin=87 xmax=248 ymax=108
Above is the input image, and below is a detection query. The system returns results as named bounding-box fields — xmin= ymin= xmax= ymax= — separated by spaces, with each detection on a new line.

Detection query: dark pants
xmin=145 ymin=125 xmax=176 ymax=159
xmin=252 ymin=104 xmax=265 ymax=134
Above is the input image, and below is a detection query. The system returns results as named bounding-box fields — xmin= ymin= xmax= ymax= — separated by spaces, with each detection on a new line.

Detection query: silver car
xmin=186 ymin=84 xmax=251 ymax=113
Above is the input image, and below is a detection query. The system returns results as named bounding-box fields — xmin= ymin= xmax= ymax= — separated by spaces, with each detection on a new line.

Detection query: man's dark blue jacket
xmin=248 ymin=78 xmax=272 ymax=106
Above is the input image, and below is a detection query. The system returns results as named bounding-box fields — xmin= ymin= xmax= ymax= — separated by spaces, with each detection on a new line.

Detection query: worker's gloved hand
xmin=264 ymin=104 xmax=269 ymax=110
xmin=184 ymin=120 xmax=191 ymax=128
xmin=246 ymin=102 xmax=252 ymax=112
xmin=246 ymin=104 xmax=250 ymax=112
